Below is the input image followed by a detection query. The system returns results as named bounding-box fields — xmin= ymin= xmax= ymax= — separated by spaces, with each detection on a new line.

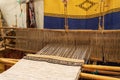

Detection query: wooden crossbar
xmin=82 ymin=64 xmax=120 ymax=72
xmin=80 ymin=72 xmax=120 ymax=80
xmin=0 ymin=58 xmax=19 ymax=65
xmin=0 ymin=27 xmax=120 ymax=32
xmin=27 ymin=54 xmax=84 ymax=63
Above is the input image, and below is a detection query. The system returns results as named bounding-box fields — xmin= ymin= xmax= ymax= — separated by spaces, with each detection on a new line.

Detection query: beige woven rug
xmin=0 ymin=59 xmax=81 ymax=80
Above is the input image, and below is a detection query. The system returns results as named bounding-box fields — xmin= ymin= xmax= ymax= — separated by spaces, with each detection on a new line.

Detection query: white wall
xmin=0 ymin=0 xmax=44 ymax=28
xmin=34 ymin=0 xmax=44 ymax=29
xmin=0 ymin=0 xmax=26 ymax=28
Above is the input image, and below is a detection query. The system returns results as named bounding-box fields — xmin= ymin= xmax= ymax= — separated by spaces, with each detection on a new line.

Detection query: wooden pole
xmin=82 ymin=64 xmax=120 ymax=72
xmin=102 ymin=0 xmax=105 ymax=30
xmin=0 ymin=58 xmax=19 ymax=65
xmin=0 ymin=58 xmax=19 ymax=62
xmin=27 ymin=54 xmax=84 ymax=63
xmin=0 ymin=11 xmax=4 ymax=37
xmin=63 ymin=0 xmax=69 ymax=30
xmin=98 ymin=0 xmax=102 ymax=30
xmin=0 ymin=27 xmax=120 ymax=32
xmin=6 ymin=47 xmax=37 ymax=53
xmin=90 ymin=57 xmax=120 ymax=63
xmin=82 ymin=68 xmax=120 ymax=76
xmin=80 ymin=72 xmax=120 ymax=80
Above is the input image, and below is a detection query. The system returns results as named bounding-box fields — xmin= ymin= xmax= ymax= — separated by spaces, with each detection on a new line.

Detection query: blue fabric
xmin=68 ymin=18 xmax=99 ymax=30
xmin=44 ymin=12 xmax=120 ymax=29
xmin=44 ymin=16 xmax=64 ymax=29
xmin=104 ymin=12 xmax=120 ymax=29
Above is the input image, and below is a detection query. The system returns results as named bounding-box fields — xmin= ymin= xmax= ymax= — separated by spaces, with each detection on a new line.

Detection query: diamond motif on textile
xmin=76 ymin=0 xmax=96 ymax=11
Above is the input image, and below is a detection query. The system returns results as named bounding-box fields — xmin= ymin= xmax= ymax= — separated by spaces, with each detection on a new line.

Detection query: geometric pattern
xmin=76 ymin=0 xmax=96 ymax=11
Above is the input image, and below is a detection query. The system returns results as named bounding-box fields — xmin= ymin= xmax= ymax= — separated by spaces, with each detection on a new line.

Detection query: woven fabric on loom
xmin=14 ymin=29 xmax=120 ymax=63
xmin=91 ymin=31 xmax=120 ymax=62
xmin=15 ymin=29 xmax=95 ymax=52
xmin=0 ymin=59 xmax=81 ymax=80
xmin=103 ymin=31 xmax=120 ymax=62
xmin=24 ymin=43 xmax=90 ymax=66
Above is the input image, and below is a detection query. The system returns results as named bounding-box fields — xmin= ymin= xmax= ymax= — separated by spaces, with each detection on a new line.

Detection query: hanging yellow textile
xmin=44 ymin=0 xmax=120 ymax=19
xmin=44 ymin=0 xmax=120 ymax=29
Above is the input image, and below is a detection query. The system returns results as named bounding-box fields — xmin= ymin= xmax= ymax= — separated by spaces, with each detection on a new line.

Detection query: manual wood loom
xmin=0 ymin=28 xmax=120 ymax=80
xmin=0 ymin=1 xmax=119 ymax=79
xmin=2 ymin=28 xmax=120 ymax=62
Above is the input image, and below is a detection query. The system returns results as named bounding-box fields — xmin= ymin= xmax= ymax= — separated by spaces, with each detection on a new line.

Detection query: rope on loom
xmin=98 ymin=0 xmax=103 ymax=30
xmin=62 ymin=0 xmax=69 ymax=30
xmin=97 ymin=0 xmax=106 ymax=62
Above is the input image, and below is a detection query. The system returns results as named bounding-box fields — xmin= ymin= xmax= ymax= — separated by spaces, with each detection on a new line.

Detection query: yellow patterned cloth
xmin=45 ymin=0 xmax=120 ymax=18
xmin=44 ymin=0 xmax=120 ymax=29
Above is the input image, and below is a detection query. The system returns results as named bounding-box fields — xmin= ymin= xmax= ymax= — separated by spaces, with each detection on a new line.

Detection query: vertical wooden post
xmin=102 ymin=0 xmax=105 ymax=30
xmin=98 ymin=0 xmax=102 ymax=30
xmin=0 ymin=10 xmax=2 ymax=28
xmin=63 ymin=0 xmax=69 ymax=30
xmin=98 ymin=0 xmax=105 ymax=30
xmin=98 ymin=0 xmax=105 ymax=62
xmin=0 ymin=10 xmax=5 ymax=73
xmin=0 ymin=10 xmax=5 ymax=39
xmin=26 ymin=2 xmax=30 ymax=28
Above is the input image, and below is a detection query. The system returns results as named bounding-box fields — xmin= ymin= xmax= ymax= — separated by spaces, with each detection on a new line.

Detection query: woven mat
xmin=0 ymin=59 xmax=81 ymax=80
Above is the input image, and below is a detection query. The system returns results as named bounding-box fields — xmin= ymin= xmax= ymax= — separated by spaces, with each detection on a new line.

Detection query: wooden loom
xmin=0 ymin=1 xmax=120 ymax=80
xmin=1 ymin=0 xmax=119 ymax=64
xmin=0 ymin=28 xmax=120 ymax=80
xmin=1 ymin=28 xmax=120 ymax=63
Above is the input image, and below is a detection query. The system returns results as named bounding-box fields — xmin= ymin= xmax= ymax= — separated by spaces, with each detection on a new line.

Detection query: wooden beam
xmin=6 ymin=47 xmax=37 ymax=53
xmin=0 ymin=27 xmax=120 ymax=34
xmin=0 ymin=58 xmax=19 ymax=62
xmin=82 ymin=68 xmax=120 ymax=76
xmin=82 ymin=64 xmax=120 ymax=72
xmin=90 ymin=57 xmax=120 ymax=63
xmin=80 ymin=72 xmax=120 ymax=80
xmin=27 ymin=54 xmax=84 ymax=63
xmin=0 ymin=58 xmax=19 ymax=65
xmin=4 ymin=36 xmax=16 ymax=39
xmin=0 ymin=27 xmax=17 ymax=29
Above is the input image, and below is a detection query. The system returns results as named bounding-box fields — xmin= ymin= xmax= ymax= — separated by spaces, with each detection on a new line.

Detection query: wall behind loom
xmin=0 ymin=0 xmax=26 ymax=28
xmin=0 ymin=0 xmax=44 ymax=28
xmin=44 ymin=0 xmax=120 ymax=29
xmin=34 ymin=0 xmax=44 ymax=29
